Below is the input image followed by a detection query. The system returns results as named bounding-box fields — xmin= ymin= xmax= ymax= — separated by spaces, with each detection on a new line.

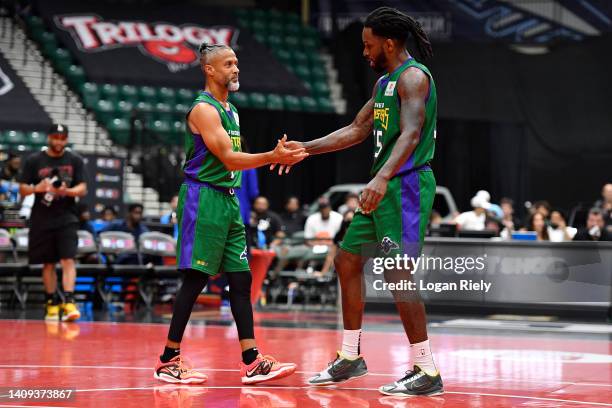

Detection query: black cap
xmin=47 ymin=124 xmax=69 ymax=136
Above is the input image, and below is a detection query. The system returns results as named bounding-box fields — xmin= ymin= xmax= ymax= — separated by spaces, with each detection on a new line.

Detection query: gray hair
xmin=199 ymin=43 xmax=232 ymax=64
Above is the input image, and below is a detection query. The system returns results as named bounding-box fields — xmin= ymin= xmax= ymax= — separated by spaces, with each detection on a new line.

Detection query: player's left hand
xmin=360 ymin=175 xmax=388 ymax=214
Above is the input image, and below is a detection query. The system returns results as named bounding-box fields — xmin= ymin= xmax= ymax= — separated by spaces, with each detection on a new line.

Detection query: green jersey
xmin=183 ymin=91 xmax=242 ymax=188
xmin=371 ymin=58 xmax=437 ymax=176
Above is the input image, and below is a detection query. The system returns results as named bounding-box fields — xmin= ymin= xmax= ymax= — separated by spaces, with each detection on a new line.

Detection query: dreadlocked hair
xmin=364 ymin=7 xmax=433 ymax=59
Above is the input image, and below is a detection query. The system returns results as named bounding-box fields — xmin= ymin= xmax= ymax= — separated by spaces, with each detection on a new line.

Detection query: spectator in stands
xmin=249 ymin=196 xmax=283 ymax=249
xmin=474 ymin=190 xmax=503 ymax=219
xmin=279 ymin=195 xmax=306 ymax=237
xmin=91 ymin=205 xmax=118 ymax=234
xmin=77 ymin=203 xmax=95 ymax=236
xmin=594 ymin=183 xmax=612 ymax=229
xmin=17 ymin=123 xmax=87 ymax=322
xmin=485 ymin=217 xmax=502 ymax=237
xmin=533 ymin=200 xmax=551 ymax=218
xmin=160 ymin=194 xmax=179 ymax=240
xmin=429 ymin=210 xmax=443 ymax=228
xmin=315 ymin=209 xmax=356 ymax=277
xmin=548 ymin=210 xmax=577 ymax=242
xmin=527 ymin=212 xmax=549 ymax=241
xmin=500 ymin=197 xmax=521 ymax=231
xmin=338 ymin=192 xmax=360 ymax=215
xmin=0 ymin=151 xmax=21 ymax=203
xmin=304 ymin=197 xmax=343 ymax=243
xmin=454 ymin=193 xmax=488 ymax=230
xmin=103 ymin=203 xmax=150 ymax=264
xmin=573 ymin=208 xmax=612 ymax=241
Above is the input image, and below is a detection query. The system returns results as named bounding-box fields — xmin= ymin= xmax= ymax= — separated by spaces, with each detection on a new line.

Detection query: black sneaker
xmin=308 ymin=352 xmax=368 ymax=386
xmin=379 ymin=365 xmax=443 ymax=397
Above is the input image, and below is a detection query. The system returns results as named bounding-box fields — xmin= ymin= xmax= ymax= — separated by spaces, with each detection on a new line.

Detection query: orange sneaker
xmin=61 ymin=302 xmax=81 ymax=322
xmin=154 ymin=356 xmax=208 ymax=384
xmin=240 ymin=354 xmax=296 ymax=385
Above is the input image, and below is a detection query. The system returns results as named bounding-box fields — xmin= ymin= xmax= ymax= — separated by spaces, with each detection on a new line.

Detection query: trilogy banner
xmin=34 ymin=0 xmax=308 ymax=94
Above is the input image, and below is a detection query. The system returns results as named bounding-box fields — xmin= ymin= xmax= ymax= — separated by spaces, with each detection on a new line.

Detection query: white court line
xmin=71 ymin=385 xmax=612 ymax=406
xmin=1 ymin=365 xmax=611 ymax=388
xmin=0 ymin=405 xmax=75 ymax=408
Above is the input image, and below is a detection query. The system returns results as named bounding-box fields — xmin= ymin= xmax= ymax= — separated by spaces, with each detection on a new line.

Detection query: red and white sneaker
xmin=154 ymin=356 xmax=208 ymax=384
xmin=240 ymin=354 xmax=296 ymax=385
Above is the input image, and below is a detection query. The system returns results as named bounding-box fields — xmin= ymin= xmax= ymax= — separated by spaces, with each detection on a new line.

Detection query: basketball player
xmin=273 ymin=7 xmax=443 ymax=396
xmin=154 ymin=43 xmax=307 ymax=385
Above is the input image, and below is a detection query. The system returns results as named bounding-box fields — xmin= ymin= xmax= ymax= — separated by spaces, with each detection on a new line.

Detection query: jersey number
xmin=374 ymin=129 xmax=383 ymax=158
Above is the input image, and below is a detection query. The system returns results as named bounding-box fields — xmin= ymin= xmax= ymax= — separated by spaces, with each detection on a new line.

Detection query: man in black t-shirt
xmin=18 ymin=124 xmax=87 ymax=322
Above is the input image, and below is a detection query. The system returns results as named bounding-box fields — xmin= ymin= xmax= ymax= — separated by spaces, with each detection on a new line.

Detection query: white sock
xmin=340 ymin=329 xmax=361 ymax=359
xmin=411 ymin=340 xmax=437 ymax=376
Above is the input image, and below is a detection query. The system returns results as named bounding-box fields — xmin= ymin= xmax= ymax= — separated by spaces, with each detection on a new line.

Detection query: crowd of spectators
xmin=451 ymin=183 xmax=612 ymax=242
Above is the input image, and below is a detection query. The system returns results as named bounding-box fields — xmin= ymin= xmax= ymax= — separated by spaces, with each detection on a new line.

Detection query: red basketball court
xmin=1 ymin=315 xmax=611 ymax=407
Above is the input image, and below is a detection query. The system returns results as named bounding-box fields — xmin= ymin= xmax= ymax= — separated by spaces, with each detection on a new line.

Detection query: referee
xmin=18 ymin=124 xmax=87 ymax=321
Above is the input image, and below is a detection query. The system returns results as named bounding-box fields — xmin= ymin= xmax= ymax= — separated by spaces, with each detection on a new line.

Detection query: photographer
xmin=18 ymin=124 xmax=87 ymax=321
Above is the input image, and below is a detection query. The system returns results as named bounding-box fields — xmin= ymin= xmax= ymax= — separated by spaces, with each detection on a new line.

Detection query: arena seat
xmin=266 ymin=94 xmax=284 ymax=110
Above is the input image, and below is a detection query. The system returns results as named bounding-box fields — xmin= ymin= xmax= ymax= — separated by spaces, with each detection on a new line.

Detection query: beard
xmin=371 ymin=54 xmax=387 ymax=73
xmin=227 ymin=78 xmax=240 ymax=92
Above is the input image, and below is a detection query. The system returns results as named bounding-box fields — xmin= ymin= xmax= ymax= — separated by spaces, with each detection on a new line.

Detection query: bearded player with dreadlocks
xmin=272 ymin=7 xmax=443 ymax=396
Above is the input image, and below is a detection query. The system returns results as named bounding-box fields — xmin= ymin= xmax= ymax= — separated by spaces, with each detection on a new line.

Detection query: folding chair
xmin=0 ymin=228 xmax=27 ymax=308
xmin=139 ymin=231 xmax=179 ymax=304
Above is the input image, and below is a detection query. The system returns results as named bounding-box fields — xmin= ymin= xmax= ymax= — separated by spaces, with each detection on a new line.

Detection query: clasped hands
xmin=269 ymin=134 xmax=307 ymax=175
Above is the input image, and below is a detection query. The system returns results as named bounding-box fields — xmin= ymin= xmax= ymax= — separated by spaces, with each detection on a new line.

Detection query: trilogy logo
xmin=56 ymin=15 xmax=238 ymax=72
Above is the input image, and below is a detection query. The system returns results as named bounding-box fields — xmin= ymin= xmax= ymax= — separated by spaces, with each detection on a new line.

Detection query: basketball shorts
xmin=340 ymin=168 xmax=435 ymax=258
xmin=28 ymin=223 xmax=78 ymax=264
xmin=176 ymin=182 xmax=250 ymax=275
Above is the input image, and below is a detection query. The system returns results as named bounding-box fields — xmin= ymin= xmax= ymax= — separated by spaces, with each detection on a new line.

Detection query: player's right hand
xmin=271 ymin=134 xmax=308 ymax=167
xmin=270 ymin=138 xmax=306 ymax=175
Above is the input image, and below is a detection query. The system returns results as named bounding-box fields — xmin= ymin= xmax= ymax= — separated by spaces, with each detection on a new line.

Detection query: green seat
xmin=254 ymin=33 xmax=266 ymax=44
xmin=101 ymin=84 xmax=119 ymax=103
xmin=285 ymin=13 xmax=300 ymax=25
xmin=229 ymin=92 xmax=249 ymax=108
xmin=50 ymin=48 xmax=72 ymax=73
xmin=40 ymin=31 xmax=57 ymax=56
xmin=148 ymin=119 xmax=172 ymax=144
xmin=291 ymin=51 xmax=309 ymax=65
xmin=311 ymin=80 xmax=330 ymax=97
xmin=177 ymin=88 xmax=194 ymax=105
xmin=155 ymin=102 xmax=173 ymax=121
xmin=311 ymin=66 xmax=327 ymax=81
xmin=171 ymin=120 xmax=185 ymax=137
xmin=138 ymin=86 xmax=157 ymax=103
xmin=157 ymin=87 xmax=176 ymax=104
xmin=235 ymin=9 xmax=249 ymax=19
xmin=284 ymin=23 xmax=301 ymax=37
xmin=173 ymin=103 xmax=189 ymax=119
xmin=274 ymin=49 xmax=292 ymax=65
xmin=266 ymin=34 xmax=282 ymax=48
xmin=293 ymin=64 xmax=311 ymax=81
xmin=80 ymin=82 xmax=100 ymax=107
xmin=268 ymin=21 xmax=284 ymax=35
xmin=266 ymin=94 xmax=284 ymax=110
xmin=302 ymin=37 xmax=319 ymax=50
xmin=27 ymin=16 xmax=45 ymax=39
xmin=299 ymin=96 xmax=318 ymax=112
xmin=3 ymin=130 xmax=26 ymax=145
xmin=94 ymin=99 xmax=115 ymax=124
xmin=284 ymin=36 xmax=300 ymax=48
xmin=26 ymin=131 xmax=46 ymax=147
xmin=106 ymin=118 xmax=131 ymax=146
xmin=119 ymin=85 xmax=139 ymax=104
xmin=308 ymin=53 xmax=325 ymax=68
xmin=135 ymin=101 xmax=154 ymax=116
xmin=252 ymin=19 xmax=267 ymax=34
xmin=248 ymin=93 xmax=266 ymax=109
xmin=317 ymin=97 xmax=335 ymax=113
xmin=283 ymin=95 xmax=301 ymax=111
xmin=65 ymin=65 xmax=86 ymax=89
xmin=237 ymin=17 xmax=251 ymax=29
xmin=116 ymin=100 xmax=135 ymax=120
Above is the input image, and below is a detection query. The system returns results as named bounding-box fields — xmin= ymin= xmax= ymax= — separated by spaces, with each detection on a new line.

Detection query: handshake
xmin=268 ymin=134 xmax=308 ymax=175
